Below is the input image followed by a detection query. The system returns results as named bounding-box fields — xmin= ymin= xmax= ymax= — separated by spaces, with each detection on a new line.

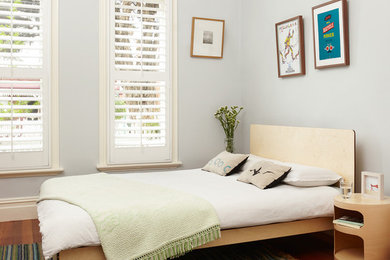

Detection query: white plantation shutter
xmin=108 ymin=0 xmax=172 ymax=164
xmin=0 ymin=0 xmax=50 ymax=170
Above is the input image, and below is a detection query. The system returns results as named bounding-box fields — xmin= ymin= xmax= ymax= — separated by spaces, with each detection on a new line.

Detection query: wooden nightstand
xmin=334 ymin=193 xmax=390 ymax=260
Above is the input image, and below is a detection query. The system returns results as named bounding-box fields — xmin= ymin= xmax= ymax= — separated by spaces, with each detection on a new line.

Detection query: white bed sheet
xmin=38 ymin=168 xmax=339 ymax=258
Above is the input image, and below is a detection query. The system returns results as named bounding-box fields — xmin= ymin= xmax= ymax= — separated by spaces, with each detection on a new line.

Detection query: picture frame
xmin=191 ymin=17 xmax=225 ymax=59
xmin=312 ymin=0 xmax=349 ymax=69
xmin=361 ymin=171 xmax=384 ymax=200
xmin=275 ymin=16 xmax=305 ymax=78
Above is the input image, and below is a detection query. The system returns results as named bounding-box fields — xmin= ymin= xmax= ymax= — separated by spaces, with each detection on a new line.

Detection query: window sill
xmin=97 ymin=161 xmax=183 ymax=172
xmin=0 ymin=168 xmax=64 ymax=179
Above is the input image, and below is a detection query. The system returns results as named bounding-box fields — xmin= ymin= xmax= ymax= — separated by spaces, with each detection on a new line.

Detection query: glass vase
xmin=225 ymin=137 xmax=234 ymax=153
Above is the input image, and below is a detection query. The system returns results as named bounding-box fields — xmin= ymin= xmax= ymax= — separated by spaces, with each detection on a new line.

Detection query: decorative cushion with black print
xmin=237 ymin=161 xmax=291 ymax=189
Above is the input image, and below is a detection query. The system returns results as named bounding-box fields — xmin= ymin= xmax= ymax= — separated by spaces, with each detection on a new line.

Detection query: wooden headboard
xmin=250 ymin=124 xmax=356 ymax=187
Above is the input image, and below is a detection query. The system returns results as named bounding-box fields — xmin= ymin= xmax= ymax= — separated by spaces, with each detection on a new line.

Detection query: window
xmin=102 ymin=0 xmax=176 ymax=165
xmin=0 ymin=0 xmax=56 ymax=171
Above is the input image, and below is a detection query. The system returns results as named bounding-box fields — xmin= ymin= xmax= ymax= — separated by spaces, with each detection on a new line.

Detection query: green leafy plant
xmin=214 ymin=106 xmax=243 ymax=153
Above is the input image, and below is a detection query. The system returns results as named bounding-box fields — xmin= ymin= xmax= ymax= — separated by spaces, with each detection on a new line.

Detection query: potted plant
xmin=214 ymin=106 xmax=243 ymax=153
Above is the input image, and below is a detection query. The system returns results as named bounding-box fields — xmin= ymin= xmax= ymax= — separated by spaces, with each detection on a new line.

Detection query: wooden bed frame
xmin=60 ymin=124 xmax=356 ymax=260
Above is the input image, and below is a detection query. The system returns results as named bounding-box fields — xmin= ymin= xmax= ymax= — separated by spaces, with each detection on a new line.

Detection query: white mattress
xmin=38 ymin=168 xmax=339 ymax=258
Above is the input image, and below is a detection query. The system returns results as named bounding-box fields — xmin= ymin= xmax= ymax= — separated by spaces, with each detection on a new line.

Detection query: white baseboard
xmin=0 ymin=196 xmax=38 ymax=222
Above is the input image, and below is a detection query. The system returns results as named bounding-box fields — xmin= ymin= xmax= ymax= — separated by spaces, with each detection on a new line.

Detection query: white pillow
xmin=240 ymin=154 xmax=341 ymax=187
xmin=283 ymin=163 xmax=342 ymax=187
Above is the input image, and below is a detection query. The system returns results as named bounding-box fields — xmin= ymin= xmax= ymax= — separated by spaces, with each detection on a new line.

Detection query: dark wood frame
xmin=275 ymin=16 xmax=305 ymax=78
xmin=190 ymin=17 xmax=225 ymax=59
xmin=312 ymin=0 xmax=349 ymax=69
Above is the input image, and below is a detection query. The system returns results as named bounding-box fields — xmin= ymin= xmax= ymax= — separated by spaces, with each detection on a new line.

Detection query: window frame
xmin=0 ymin=0 xmax=62 ymax=176
xmin=98 ymin=0 xmax=179 ymax=170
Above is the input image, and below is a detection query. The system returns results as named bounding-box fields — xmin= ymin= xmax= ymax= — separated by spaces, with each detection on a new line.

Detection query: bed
xmin=38 ymin=124 xmax=356 ymax=260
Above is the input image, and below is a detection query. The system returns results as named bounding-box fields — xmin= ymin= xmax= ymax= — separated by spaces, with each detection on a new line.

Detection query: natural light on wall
xmin=0 ymin=0 xmax=50 ymax=170
xmin=106 ymin=0 xmax=173 ymax=164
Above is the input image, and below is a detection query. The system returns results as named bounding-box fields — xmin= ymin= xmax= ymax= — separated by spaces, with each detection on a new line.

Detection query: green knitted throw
xmin=39 ymin=173 xmax=221 ymax=260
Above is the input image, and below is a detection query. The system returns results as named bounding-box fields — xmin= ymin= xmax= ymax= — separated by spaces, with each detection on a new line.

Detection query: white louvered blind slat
xmin=113 ymin=80 xmax=166 ymax=148
xmin=0 ymin=79 xmax=43 ymax=152
xmin=114 ymin=0 xmax=166 ymax=72
xmin=109 ymin=0 xmax=171 ymax=164
xmin=0 ymin=0 xmax=50 ymax=169
xmin=0 ymin=0 xmax=43 ymax=69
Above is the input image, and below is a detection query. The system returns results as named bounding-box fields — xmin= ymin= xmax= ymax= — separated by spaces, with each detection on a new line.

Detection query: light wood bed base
xmin=60 ymin=124 xmax=356 ymax=260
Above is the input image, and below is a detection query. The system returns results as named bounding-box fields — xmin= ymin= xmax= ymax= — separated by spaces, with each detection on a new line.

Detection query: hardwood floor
xmin=0 ymin=219 xmax=333 ymax=259
xmin=0 ymin=219 xmax=41 ymax=245
xmin=267 ymin=233 xmax=334 ymax=260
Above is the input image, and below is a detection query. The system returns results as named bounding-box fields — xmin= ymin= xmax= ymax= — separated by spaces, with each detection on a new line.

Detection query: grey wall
xmin=3 ymin=0 xmax=388 ymax=199
xmin=177 ymin=0 xmax=243 ymax=169
xmin=240 ymin=0 xmax=390 ymax=194
xmin=0 ymin=0 xmax=243 ymax=198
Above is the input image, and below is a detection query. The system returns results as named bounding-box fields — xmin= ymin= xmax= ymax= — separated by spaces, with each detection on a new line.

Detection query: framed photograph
xmin=191 ymin=17 xmax=225 ymax=59
xmin=275 ymin=16 xmax=305 ymax=78
xmin=312 ymin=0 xmax=349 ymax=69
xmin=361 ymin=171 xmax=384 ymax=200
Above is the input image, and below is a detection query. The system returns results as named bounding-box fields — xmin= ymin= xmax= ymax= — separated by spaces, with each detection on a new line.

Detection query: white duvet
xmin=38 ymin=168 xmax=339 ymax=258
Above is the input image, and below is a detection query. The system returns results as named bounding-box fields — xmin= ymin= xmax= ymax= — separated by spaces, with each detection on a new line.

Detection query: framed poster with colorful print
xmin=312 ymin=0 xmax=349 ymax=69
xmin=275 ymin=16 xmax=305 ymax=78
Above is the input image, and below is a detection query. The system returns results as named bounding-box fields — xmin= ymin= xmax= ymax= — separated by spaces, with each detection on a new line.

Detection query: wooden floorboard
xmin=0 ymin=220 xmax=21 ymax=245
xmin=32 ymin=219 xmax=42 ymax=243
xmin=0 ymin=221 xmax=11 ymax=245
xmin=21 ymin=219 xmax=34 ymax=244
xmin=0 ymin=219 xmax=334 ymax=259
